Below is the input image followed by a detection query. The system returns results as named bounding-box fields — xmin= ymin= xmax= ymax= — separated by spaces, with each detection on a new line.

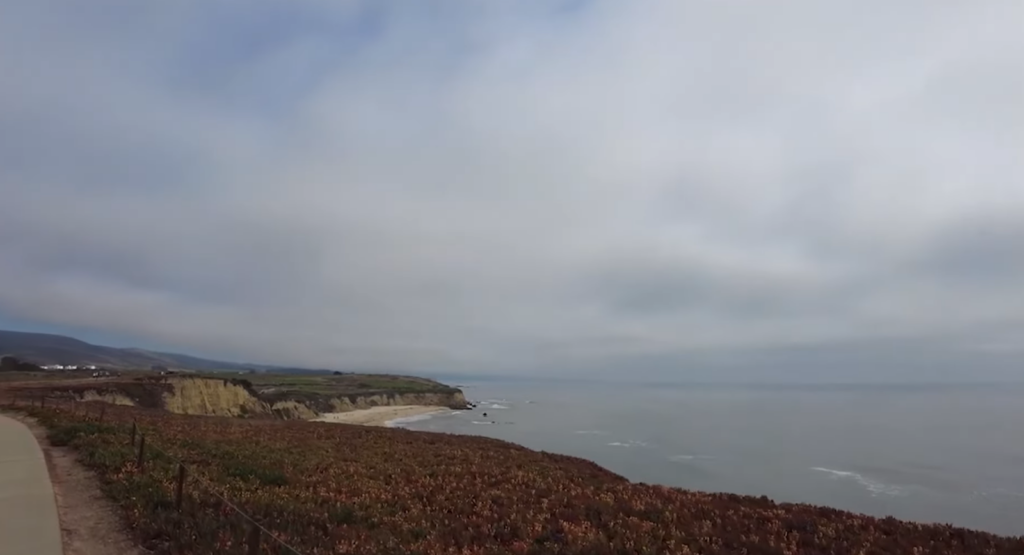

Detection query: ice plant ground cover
xmin=21 ymin=403 xmax=1024 ymax=555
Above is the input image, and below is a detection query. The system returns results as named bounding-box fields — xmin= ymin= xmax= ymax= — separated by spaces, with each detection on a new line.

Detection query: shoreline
xmin=312 ymin=405 xmax=447 ymax=427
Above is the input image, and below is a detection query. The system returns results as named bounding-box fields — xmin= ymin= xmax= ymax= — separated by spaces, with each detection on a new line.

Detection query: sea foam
xmin=668 ymin=455 xmax=715 ymax=462
xmin=607 ymin=440 xmax=649 ymax=448
xmin=811 ymin=467 xmax=905 ymax=497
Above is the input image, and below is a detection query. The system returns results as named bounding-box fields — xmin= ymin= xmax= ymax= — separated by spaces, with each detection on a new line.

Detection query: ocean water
xmin=399 ymin=380 xmax=1024 ymax=536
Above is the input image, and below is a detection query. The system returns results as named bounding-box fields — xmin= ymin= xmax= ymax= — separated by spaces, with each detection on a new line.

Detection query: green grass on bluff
xmin=232 ymin=372 xmax=457 ymax=395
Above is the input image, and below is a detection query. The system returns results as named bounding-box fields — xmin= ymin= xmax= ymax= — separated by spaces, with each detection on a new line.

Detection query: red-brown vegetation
xmin=19 ymin=402 xmax=1024 ymax=554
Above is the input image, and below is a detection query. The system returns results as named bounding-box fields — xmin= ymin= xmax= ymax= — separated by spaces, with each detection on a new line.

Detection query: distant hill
xmin=0 ymin=329 xmax=262 ymax=371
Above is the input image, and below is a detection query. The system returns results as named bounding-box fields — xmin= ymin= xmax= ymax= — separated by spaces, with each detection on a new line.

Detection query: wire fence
xmin=1 ymin=391 xmax=308 ymax=555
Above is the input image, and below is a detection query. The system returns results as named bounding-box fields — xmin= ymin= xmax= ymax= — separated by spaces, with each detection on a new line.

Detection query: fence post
xmin=99 ymin=405 xmax=106 ymax=423
xmin=136 ymin=435 xmax=146 ymax=471
xmin=131 ymin=421 xmax=137 ymax=446
xmin=71 ymin=399 xmax=76 ymax=414
xmin=247 ymin=521 xmax=262 ymax=555
xmin=175 ymin=464 xmax=186 ymax=511
xmin=40 ymin=396 xmax=46 ymax=409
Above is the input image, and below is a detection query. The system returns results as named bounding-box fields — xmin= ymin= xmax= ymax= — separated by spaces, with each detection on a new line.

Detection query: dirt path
xmin=14 ymin=415 xmax=147 ymax=555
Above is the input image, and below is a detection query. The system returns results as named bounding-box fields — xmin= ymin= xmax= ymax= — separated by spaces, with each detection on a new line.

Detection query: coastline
xmin=312 ymin=405 xmax=447 ymax=427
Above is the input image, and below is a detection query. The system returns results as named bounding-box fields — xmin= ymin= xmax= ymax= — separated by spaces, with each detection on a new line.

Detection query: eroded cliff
xmin=16 ymin=375 xmax=467 ymax=420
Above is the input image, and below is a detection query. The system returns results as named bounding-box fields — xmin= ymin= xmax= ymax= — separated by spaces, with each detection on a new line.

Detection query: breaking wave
xmin=385 ymin=413 xmax=440 ymax=428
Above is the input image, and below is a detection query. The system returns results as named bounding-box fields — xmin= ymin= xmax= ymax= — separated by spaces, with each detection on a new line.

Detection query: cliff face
xmin=264 ymin=391 xmax=468 ymax=420
xmin=162 ymin=377 xmax=268 ymax=416
xmin=327 ymin=391 xmax=468 ymax=412
xmin=253 ymin=378 xmax=469 ymax=417
xmin=46 ymin=376 xmax=467 ymax=420
xmin=78 ymin=390 xmax=137 ymax=406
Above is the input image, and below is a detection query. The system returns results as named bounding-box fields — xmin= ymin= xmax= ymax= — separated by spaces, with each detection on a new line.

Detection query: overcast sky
xmin=1 ymin=2 xmax=1022 ymax=377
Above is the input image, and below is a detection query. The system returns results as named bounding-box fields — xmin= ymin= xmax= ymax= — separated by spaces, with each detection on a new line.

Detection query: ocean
xmin=396 ymin=379 xmax=1024 ymax=536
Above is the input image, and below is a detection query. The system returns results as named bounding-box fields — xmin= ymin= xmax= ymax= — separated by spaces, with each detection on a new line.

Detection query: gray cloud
xmin=913 ymin=216 xmax=1024 ymax=286
xmin=1 ymin=1 xmax=1023 ymax=375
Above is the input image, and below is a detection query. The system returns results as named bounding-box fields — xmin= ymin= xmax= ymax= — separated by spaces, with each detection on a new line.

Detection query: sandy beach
xmin=312 ymin=405 xmax=447 ymax=427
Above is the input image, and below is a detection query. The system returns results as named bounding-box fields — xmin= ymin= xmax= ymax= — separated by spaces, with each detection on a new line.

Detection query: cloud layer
xmin=2 ymin=1 xmax=1023 ymax=374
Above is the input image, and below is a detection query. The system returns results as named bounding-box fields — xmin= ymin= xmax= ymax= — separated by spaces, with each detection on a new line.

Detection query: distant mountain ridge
xmin=0 ymin=329 xmax=265 ymax=371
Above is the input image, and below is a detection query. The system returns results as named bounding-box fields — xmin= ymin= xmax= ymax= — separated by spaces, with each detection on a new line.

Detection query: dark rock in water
xmin=482 ymin=412 xmax=488 ymax=417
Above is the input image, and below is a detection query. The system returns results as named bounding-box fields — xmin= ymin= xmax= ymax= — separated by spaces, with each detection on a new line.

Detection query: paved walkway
xmin=0 ymin=414 xmax=63 ymax=555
